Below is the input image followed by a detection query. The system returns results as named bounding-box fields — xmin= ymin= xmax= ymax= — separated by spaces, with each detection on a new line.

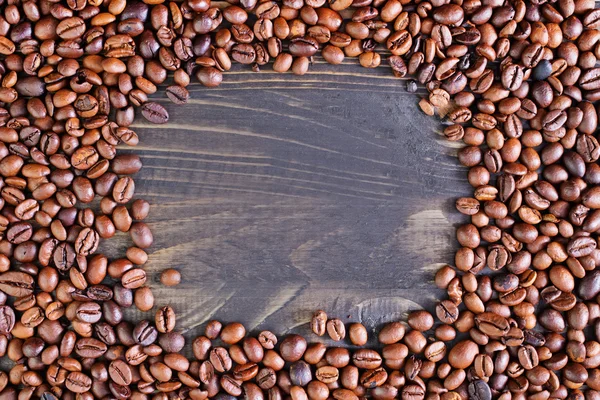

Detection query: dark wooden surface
xmin=117 ymin=60 xmax=471 ymax=343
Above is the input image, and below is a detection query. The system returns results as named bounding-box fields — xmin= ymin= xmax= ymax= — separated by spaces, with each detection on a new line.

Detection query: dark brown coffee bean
xmin=141 ymin=102 xmax=169 ymax=124
xmin=289 ymin=37 xmax=319 ymax=57
xmin=165 ymin=85 xmax=190 ymax=105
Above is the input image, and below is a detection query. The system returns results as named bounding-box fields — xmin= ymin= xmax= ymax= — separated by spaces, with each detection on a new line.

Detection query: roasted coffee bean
xmin=221 ymin=322 xmax=246 ymax=344
xmin=156 ymin=305 xmax=176 ymax=333
xmin=0 ymin=306 xmax=15 ymax=335
xmin=348 ymin=323 xmax=367 ymax=346
xmin=231 ymin=44 xmax=257 ymax=64
xmin=327 ymin=318 xmax=346 ymax=341
xmin=311 ymin=310 xmax=327 ymax=336
xmin=165 ymin=85 xmax=190 ymax=105
xmin=289 ymin=360 xmax=312 ymax=386
xmin=160 ymin=269 xmax=181 ymax=287
xmin=280 ymin=335 xmax=307 ymax=362
xmin=468 ymin=380 xmax=492 ymax=400
xmin=211 ymin=347 xmax=233 ymax=372
xmin=289 ymin=37 xmax=319 ymax=57
xmin=141 ymin=102 xmax=169 ymax=124
xmin=378 ymin=322 xmax=405 ymax=344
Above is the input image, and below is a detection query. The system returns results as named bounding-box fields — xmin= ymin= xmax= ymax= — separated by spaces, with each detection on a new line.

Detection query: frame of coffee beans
xmin=0 ymin=0 xmax=599 ymax=398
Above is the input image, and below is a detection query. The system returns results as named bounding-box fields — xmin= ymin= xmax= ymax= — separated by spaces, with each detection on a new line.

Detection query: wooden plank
xmin=116 ymin=63 xmax=470 ymax=344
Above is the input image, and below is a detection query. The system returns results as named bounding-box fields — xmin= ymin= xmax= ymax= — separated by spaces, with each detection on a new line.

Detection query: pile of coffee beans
xmin=1 ymin=0 xmax=600 ymax=396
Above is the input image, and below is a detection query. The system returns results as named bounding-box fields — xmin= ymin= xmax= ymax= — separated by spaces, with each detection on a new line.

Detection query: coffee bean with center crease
xmin=256 ymin=367 xmax=276 ymax=389
xmin=468 ymin=380 xmax=492 ymax=400
xmin=156 ymin=305 xmax=176 ymax=333
xmin=141 ymin=102 xmax=169 ymax=124
xmin=316 ymin=366 xmax=339 ymax=383
xmin=0 ymin=271 xmax=34 ymax=297
xmin=165 ymin=85 xmax=190 ymax=104
xmin=75 ymin=227 xmax=100 ymax=256
xmin=402 ymin=384 xmax=425 ymax=400
xmin=289 ymin=37 xmax=319 ymax=57
xmin=133 ymin=320 xmax=158 ymax=346
xmin=0 ymin=306 xmax=15 ymax=335
xmin=75 ymin=338 xmax=108 ymax=358
xmin=352 ymin=349 xmax=382 ymax=369
xmin=232 ymin=363 xmax=259 ymax=381
xmin=231 ymin=44 xmax=256 ymax=64
xmin=435 ymin=300 xmax=459 ymax=324
xmin=109 ymin=360 xmax=133 ymax=385
xmin=327 ymin=318 xmax=346 ymax=341
xmin=113 ymin=177 xmax=135 ymax=204
xmin=311 ymin=310 xmax=327 ymax=336
xmin=66 ymin=372 xmax=92 ymax=393
xmin=210 ymin=347 xmax=233 ymax=372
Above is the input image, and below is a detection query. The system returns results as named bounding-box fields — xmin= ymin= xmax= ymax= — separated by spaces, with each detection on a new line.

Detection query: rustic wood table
xmin=115 ymin=60 xmax=472 ymax=344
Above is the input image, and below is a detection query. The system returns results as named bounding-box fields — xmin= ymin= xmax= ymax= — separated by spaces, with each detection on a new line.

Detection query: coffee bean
xmin=141 ymin=102 xmax=169 ymax=124
xmin=258 ymin=331 xmax=277 ymax=350
xmin=0 ymin=271 xmax=34 ymax=297
xmin=156 ymin=305 xmax=176 ymax=333
xmin=133 ymin=320 xmax=158 ymax=346
xmin=289 ymin=360 xmax=312 ymax=386
xmin=160 ymin=269 xmax=181 ymax=286
xmin=289 ymin=37 xmax=319 ymax=57
xmin=109 ymin=359 xmax=133 ymax=385
xmin=0 ymin=0 xmax=599 ymax=396
xmin=256 ymin=367 xmax=276 ymax=389
xmin=402 ymin=384 xmax=424 ymax=400
xmin=66 ymin=372 xmax=92 ymax=393
xmin=578 ymin=270 xmax=600 ymax=300
xmin=165 ymin=85 xmax=190 ymax=104
xmin=533 ymin=60 xmax=552 ymax=81
xmin=468 ymin=380 xmax=491 ymax=400
xmin=352 ymin=349 xmax=382 ymax=369
xmin=348 ymin=323 xmax=367 ymax=346
xmin=211 ymin=347 xmax=233 ymax=372
xmin=0 ymin=306 xmax=15 ymax=335
xmin=221 ymin=322 xmax=246 ymax=344
xmin=407 ymin=311 xmax=434 ymax=331
xmin=435 ymin=300 xmax=459 ymax=324
xmin=311 ymin=310 xmax=327 ymax=336
xmin=327 ymin=318 xmax=346 ymax=341
xmin=448 ymin=340 xmax=479 ymax=369
xmin=231 ymin=44 xmax=257 ymax=64
xmin=75 ymin=227 xmax=99 ymax=256
xmin=378 ymin=322 xmax=405 ymax=344
xmin=280 ymin=335 xmax=307 ymax=362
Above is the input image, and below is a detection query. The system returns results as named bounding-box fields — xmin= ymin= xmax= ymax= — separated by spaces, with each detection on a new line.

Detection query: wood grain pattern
xmin=117 ymin=63 xmax=471 ymax=345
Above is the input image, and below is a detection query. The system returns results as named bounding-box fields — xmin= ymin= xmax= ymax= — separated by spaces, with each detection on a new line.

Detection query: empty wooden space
xmin=115 ymin=61 xmax=471 ymax=344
